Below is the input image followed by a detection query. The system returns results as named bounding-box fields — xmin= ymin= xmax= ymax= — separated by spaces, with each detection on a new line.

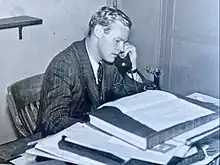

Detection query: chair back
xmin=7 ymin=74 xmax=44 ymax=137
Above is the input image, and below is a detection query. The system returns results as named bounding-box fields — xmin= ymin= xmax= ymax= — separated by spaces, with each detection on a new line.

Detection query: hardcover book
xmin=89 ymin=90 xmax=218 ymax=149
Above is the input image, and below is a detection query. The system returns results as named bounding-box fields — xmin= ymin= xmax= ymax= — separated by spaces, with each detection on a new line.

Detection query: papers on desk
xmin=33 ymin=123 xmax=173 ymax=164
xmin=29 ymin=121 xmax=218 ymax=165
xmin=26 ymin=91 xmax=219 ymax=165
xmin=187 ymin=92 xmax=220 ymax=106
xmin=10 ymin=152 xmax=66 ymax=165
xmin=26 ymin=148 xmax=68 ymax=162
xmin=35 ymin=124 xmax=114 ymax=165
xmin=27 ymin=123 xmax=219 ymax=165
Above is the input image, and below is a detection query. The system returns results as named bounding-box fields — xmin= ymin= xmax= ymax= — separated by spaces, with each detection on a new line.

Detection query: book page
xmin=98 ymin=90 xmax=178 ymax=114
xmin=126 ymin=99 xmax=215 ymax=131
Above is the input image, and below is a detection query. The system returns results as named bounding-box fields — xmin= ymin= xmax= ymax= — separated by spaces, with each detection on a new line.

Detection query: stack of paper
xmin=26 ymin=120 xmax=219 ymax=165
xmin=26 ymin=90 xmax=220 ymax=165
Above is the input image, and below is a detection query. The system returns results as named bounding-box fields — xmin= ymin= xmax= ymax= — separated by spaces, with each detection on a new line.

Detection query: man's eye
xmin=116 ymin=40 xmax=120 ymax=43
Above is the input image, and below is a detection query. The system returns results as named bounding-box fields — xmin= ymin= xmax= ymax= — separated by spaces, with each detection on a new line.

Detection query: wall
xmin=161 ymin=0 xmax=219 ymax=98
xmin=117 ymin=0 xmax=163 ymax=79
xmin=119 ymin=0 xmax=219 ymax=98
xmin=0 ymin=0 xmax=105 ymax=144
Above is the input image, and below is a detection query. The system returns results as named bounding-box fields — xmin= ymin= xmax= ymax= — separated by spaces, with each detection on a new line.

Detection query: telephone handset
xmin=115 ymin=52 xmax=132 ymax=76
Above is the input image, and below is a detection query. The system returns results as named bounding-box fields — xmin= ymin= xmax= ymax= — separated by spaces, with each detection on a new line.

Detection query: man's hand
xmin=123 ymin=43 xmax=137 ymax=70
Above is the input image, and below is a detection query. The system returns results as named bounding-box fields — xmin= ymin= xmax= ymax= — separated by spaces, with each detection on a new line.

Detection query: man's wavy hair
xmin=88 ymin=6 xmax=132 ymax=36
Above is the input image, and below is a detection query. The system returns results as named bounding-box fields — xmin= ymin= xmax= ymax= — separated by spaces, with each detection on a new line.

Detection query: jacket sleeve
xmin=40 ymin=55 xmax=87 ymax=135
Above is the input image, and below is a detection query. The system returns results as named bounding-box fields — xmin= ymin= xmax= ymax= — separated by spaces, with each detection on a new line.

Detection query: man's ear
xmin=93 ymin=25 xmax=104 ymax=39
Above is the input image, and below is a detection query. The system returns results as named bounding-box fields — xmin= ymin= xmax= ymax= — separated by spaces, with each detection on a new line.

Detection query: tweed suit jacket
xmin=36 ymin=39 xmax=145 ymax=135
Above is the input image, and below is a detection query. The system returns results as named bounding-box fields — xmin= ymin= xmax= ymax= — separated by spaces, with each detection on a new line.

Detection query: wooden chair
xmin=7 ymin=74 xmax=44 ymax=137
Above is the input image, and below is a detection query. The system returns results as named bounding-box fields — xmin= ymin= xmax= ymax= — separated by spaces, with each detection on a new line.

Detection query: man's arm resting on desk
xmin=38 ymin=58 xmax=88 ymax=136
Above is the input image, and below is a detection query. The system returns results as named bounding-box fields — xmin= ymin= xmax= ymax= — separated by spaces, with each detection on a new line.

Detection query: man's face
xmin=97 ymin=21 xmax=130 ymax=63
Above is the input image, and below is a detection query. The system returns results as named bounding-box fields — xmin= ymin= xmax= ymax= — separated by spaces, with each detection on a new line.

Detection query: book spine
xmin=146 ymin=114 xmax=218 ymax=149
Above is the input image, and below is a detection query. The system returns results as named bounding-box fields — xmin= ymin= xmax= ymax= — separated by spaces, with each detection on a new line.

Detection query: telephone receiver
xmin=115 ymin=52 xmax=132 ymax=76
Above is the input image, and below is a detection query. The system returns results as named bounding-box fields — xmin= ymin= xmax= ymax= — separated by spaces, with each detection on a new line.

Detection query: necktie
xmin=97 ymin=62 xmax=103 ymax=102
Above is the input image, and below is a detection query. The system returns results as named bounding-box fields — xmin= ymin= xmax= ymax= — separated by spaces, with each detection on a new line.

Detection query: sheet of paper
xmin=10 ymin=151 xmax=65 ymax=165
xmin=187 ymin=92 xmax=220 ymax=106
xmin=10 ymin=153 xmax=36 ymax=165
xmin=164 ymin=139 xmax=198 ymax=157
xmin=27 ymin=135 xmax=51 ymax=147
xmin=98 ymin=90 xmax=178 ymax=113
xmin=184 ymin=147 xmax=198 ymax=157
xmin=126 ymin=98 xmax=215 ymax=131
xmin=35 ymin=125 xmax=111 ymax=165
xmin=47 ymin=123 xmax=183 ymax=164
xmin=26 ymin=148 xmax=68 ymax=163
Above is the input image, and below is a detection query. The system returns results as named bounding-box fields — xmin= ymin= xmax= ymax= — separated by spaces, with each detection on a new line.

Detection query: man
xmin=36 ymin=6 xmax=146 ymax=136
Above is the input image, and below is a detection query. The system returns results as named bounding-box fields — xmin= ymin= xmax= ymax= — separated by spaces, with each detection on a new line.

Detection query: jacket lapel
xmin=73 ymin=39 xmax=101 ymax=107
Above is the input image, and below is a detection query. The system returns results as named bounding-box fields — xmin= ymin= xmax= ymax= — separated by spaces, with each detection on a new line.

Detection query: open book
xmin=89 ymin=90 xmax=219 ymax=150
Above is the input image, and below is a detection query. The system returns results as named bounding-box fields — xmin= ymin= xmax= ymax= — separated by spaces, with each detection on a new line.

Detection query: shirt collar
xmin=85 ymin=42 xmax=100 ymax=84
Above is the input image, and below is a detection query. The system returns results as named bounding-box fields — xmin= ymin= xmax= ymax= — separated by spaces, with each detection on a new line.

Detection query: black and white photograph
xmin=0 ymin=0 xmax=219 ymax=164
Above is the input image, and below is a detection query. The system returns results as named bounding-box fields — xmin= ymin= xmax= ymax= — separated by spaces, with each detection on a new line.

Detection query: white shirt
xmin=86 ymin=44 xmax=99 ymax=84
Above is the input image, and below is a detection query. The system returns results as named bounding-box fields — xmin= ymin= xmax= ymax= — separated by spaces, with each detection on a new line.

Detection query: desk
xmin=1 ymin=128 xmax=219 ymax=165
xmin=0 ymin=133 xmax=42 ymax=164
xmin=0 ymin=93 xmax=219 ymax=165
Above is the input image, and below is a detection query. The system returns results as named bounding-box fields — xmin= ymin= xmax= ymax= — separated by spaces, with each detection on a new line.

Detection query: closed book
xmin=89 ymin=90 xmax=219 ymax=150
xmin=58 ymin=135 xmax=125 ymax=165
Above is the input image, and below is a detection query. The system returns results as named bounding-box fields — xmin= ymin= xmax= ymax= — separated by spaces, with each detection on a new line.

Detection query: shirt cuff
xmin=126 ymin=72 xmax=143 ymax=83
